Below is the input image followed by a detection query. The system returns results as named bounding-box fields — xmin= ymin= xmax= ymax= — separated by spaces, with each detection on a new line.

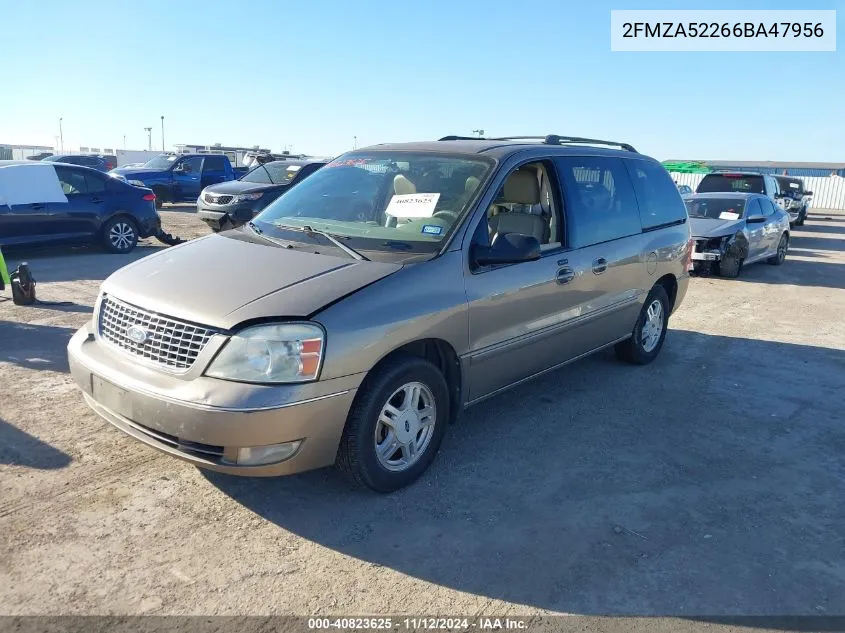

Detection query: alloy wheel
xmin=641 ymin=299 xmax=664 ymax=353
xmin=110 ymin=222 xmax=136 ymax=251
xmin=374 ymin=381 xmax=436 ymax=472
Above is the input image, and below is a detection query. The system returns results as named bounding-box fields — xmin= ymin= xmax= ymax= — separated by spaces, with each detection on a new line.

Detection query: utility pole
xmin=160 ymin=116 xmax=165 ymax=151
xmin=59 ymin=117 xmax=64 ymax=152
xmin=144 ymin=127 xmax=152 ymax=151
xmin=123 ymin=135 xmax=126 ymax=150
xmin=353 ymin=136 xmax=358 ymax=150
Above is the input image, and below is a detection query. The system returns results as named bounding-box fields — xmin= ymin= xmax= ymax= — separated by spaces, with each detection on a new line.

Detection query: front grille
xmin=204 ymin=193 xmax=233 ymax=204
xmin=98 ymin=295 xmax=215 ymax=370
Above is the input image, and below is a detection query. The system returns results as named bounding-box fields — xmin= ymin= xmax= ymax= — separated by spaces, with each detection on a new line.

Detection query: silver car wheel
xmin=641 ymin=299 xmax=664 ymax=353
xmin=374 ymin=381 xmax=436 ymax=472
xmin=109 ymin=222 xmax=136 ymax=251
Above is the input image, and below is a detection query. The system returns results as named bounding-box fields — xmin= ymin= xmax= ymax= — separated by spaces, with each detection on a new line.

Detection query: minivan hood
xmin=689 ymin=217 xmax=745 ymax=239
xmin=101 ymin=233 xmax=401 ymax=329
xmin=203 ymin=180 xmax=282 ymax=195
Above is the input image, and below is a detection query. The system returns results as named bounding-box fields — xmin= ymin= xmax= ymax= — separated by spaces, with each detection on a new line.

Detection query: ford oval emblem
xmin=126 ymin=325 xmax=149 ymax=344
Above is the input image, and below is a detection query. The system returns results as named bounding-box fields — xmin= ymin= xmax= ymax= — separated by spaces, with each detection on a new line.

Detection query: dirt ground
xmin=1 ymin=206 xmax=844 ymax=621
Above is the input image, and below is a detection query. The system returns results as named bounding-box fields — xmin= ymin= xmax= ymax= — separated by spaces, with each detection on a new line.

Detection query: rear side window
xmin=625 ymin=160 xmax=688 ymax=231
xmin=202 ymin=156 xmax=226 ymax=171
xmin=85 ymin=173 xmax=106 ymax=193
xmin=697 ymin=174 xmax=765 ymax=194
xmin=555 ymin=156 xmax=641 ymax=248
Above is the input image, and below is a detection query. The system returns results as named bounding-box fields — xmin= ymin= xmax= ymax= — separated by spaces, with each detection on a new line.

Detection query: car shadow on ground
xmin=0 ymin=417 xmax=72 ymax=469
xmin=793 ymin=223 xmax=845 ymax=236
xmin=0 ymin=320 xmax=77 ymax=372
xmin=808 ymin=213 xmax=845 ymax=223
xmin=789 ymin=234 xmax=845 ymax=253
xmin=206 ymin=330 xmax=845 ymax=616
xmin=733 ymin=256 xmax=845 ymax=290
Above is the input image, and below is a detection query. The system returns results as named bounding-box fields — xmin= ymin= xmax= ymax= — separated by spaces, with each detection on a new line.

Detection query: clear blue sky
xmin=1 ymin=0 xmax=842 ymax=161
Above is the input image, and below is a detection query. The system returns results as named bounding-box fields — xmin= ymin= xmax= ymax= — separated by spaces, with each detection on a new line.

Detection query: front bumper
xmin=67 ymin=323 xmax=362 ymax=476
xmin=196 ymin=201 xmax=256 ymax=230
xmin=691 ymin=250 xmax=720 ymax=262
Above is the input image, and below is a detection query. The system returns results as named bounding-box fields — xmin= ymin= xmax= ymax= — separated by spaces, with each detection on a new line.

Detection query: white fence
xmin=670 ymin=172 xmax=845 ymax=211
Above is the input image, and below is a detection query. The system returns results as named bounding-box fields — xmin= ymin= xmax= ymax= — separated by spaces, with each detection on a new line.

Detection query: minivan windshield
xmin=685 ymin=197 xmax=747 ymax=219
xmin=253 ymin=152 xmax=492 ymax=255
xmin=241 ymin=161 xmax=305 ymax=185
xmin=142 ymin=155 xmax=179 ymax=169
xmin=697 ymin=174 xmax=765 ymax=194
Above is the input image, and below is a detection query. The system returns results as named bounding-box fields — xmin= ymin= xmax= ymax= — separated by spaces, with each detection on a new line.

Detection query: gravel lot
xmin=1 ymin=206 xmax=844 ymax=621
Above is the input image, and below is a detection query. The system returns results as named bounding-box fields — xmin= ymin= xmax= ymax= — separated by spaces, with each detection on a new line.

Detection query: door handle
xmin=592 ymin=257 xmax=608 ymax=274
xmin=30 ymin=203 xmax=45 ymax=210
xmin=556 ymin=266 xmax=575 ymax=285
xmin=92 ymin=198 xmax=104 ymax=204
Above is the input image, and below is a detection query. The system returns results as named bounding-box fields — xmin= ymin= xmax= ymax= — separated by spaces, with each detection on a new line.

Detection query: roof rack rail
xmin=438 ymin=134 xmax=638 ymax=153
xmin=438 ymin=135 xmax=487 ymax=141
xmin=487 ymin=135 xmax=638 ymax=153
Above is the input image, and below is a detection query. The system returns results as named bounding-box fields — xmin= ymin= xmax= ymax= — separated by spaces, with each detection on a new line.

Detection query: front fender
xmin=723 ymin=231 xmax=749 ymax=260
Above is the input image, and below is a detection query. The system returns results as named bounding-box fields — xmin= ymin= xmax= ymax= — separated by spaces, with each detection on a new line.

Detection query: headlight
xmin=206 ymin=323 xmax=324 ymax=383
xmin=234 ymin=192 xmax=264 ymax=202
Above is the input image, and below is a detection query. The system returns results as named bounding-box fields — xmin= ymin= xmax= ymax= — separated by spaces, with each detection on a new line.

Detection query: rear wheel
xmin=101 ymin=216 xmax=139 ymax=253
xmin=768 ymin=234 xmax=788 ymax=265
xmin=336 ymin=354 xmax=449 ymax=493
xmin=717 ymin=255 xmax=743 ymax=278
xmin=615 ymin=285 xmax=670 ymax=365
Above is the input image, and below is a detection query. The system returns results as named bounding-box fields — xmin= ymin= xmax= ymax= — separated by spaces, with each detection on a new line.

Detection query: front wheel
xmin=768 ymin=234 xmax=788 ymax=265
xmin=336 ymin=354 xmax=450 ymax=493
xmin=717 ymin=255 xmax=743 ymax=278
xmin=615 ymin=285 xmax=670 ymax=365
xmin=101 ymin=216 xmax=139 ymax=253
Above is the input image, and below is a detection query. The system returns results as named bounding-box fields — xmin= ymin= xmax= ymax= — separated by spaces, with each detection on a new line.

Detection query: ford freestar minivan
xmin=68 ymin=135 xmax=692 ymax=492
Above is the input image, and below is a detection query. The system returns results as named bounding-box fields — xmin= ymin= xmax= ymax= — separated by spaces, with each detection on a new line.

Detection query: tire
xmin=796 ymin=210 xmax=806 ymax=226
xmin=336 ymin=353 xmax=450 ymax=493
xmin=101 ymin=216 xmax=139 ymax=253
xmin=615 ymin=285 xmax=670 ymax=365
xmin=717 ymin=255 xmax=743 ymax=278
xmin=767 ymin=233 xmax=788 ymax=265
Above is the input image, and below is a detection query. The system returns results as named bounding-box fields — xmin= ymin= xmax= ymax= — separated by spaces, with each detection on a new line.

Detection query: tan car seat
xmin=488 ymin=170 xmax=549 ymax=243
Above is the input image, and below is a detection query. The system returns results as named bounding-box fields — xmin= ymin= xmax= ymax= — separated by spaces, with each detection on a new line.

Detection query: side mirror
xmin=805 ymin=191 xmax=813 ymax=196
xmin=473 ymin=232 xmax=541 ymax=267
xmin=747 ymin=214 xmax=766 ymax=224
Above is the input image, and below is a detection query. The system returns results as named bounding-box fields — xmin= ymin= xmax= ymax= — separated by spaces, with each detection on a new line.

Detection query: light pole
xmin=160 ymin=116 xmax=165 ymax=151
xmin=144 ymin=127 xmax=152 ymax=151
xmin=123 ymin=135 xmax=126 ymax=150
xmin=353 ymin=136 xmax=358 ymax=150
xmin=472 ymin=129 xmax=484 ymax=138
xmin=59 ymin=117 xmax=64 ymax=152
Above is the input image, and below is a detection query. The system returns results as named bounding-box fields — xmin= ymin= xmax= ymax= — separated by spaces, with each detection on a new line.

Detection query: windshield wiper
xmin=275 ymin=224 xmax=368 ymax=261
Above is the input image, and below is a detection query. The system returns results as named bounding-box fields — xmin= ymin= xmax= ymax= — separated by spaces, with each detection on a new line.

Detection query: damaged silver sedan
xmin=685 ymin=193 xmax=790 ymax=278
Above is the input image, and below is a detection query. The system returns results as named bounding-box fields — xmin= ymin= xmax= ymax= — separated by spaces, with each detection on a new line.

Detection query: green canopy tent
xmin=661 ymin=161 xmax=712 ymax=174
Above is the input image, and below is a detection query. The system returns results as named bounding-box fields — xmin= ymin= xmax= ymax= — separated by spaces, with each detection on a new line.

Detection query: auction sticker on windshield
xmin=719 ymin=211 xmax=740 ymax=220
xmin=385 ymin=193 xmax=440 ymax=218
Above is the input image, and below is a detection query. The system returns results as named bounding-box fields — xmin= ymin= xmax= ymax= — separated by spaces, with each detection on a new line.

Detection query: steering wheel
xmin=433 ymin=210 xmax=458 ymax=222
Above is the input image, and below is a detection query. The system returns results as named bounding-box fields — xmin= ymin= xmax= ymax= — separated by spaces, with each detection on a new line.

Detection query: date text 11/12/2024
xmin=307 ymin=617 xmax=529 ymax=630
